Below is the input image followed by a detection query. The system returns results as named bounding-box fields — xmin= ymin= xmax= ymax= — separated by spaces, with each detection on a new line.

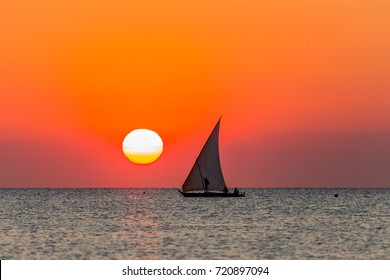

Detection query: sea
xmin=0 ymin=188 xmax=389 ymax=259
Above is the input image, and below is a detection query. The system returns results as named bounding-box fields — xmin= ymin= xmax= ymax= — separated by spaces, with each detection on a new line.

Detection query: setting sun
xmin=122 ymin=129 xmax=163 ymax=165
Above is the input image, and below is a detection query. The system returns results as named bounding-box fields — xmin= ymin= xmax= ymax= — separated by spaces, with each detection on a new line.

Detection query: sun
xmin=122 ymin=129 xmax=163 ymax=164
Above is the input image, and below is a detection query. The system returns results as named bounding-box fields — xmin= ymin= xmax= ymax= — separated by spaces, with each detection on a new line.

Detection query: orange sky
xmin=1 ymin=0 xmax=390 ymax=187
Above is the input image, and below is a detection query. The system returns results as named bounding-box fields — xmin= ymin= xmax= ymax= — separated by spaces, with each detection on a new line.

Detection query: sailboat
xmin=178 ymin=118 xmax=245 ymax=197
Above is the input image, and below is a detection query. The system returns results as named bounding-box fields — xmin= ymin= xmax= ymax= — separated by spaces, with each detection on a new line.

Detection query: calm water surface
xmin=0 ymin=188 xmax=389 ymax=259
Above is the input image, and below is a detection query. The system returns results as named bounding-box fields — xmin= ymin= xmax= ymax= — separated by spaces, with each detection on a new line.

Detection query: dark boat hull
xmin=178 ymin=190 xmax=245 ymax=197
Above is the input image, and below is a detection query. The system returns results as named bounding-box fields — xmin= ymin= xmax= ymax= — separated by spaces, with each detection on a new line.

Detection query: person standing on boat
xmin=223 ymin=186 xmax=228 ymax=194
xmin=234 ymin=188 xmax=239 ymax=195
xmin=204 ymin=177 xmax=209 ymax=193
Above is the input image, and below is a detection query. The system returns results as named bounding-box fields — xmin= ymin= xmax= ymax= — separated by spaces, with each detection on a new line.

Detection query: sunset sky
xmin=1 ymin=0 xmax=390 ymax=187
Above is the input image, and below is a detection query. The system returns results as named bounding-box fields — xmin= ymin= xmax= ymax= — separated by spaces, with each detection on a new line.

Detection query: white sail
xmin=182 ymin=118 xmax=227 ymax=192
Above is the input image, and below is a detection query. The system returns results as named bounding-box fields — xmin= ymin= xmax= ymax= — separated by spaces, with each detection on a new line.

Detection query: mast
xmin=196 ymin=159 xmax=206 ymax=192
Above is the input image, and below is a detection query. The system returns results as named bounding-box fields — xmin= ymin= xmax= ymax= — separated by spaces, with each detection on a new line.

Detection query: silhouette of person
xmin=204 ymin=177 xmax=209 ymax=193
xmin=223 ymin=186 xmax=228 ymax=194
xmin=234 ymin=188 xmax=239 ymax=195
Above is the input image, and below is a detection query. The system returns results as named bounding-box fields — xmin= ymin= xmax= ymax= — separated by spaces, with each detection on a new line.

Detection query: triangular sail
xmin=182 ymin=118 xmax=227 ymax=192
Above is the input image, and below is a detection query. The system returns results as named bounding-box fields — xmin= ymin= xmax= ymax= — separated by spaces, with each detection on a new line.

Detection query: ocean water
xmin=0 ymin=188 xmax=389 ymax=259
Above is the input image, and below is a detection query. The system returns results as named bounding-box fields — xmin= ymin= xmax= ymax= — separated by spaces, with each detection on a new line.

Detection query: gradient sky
xmin=1 ymin=0 xmax=390 ymax=187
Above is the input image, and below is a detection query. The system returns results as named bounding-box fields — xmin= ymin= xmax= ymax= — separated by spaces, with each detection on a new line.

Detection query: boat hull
xmin=178 ymin=190 xmax=245 ymax=197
